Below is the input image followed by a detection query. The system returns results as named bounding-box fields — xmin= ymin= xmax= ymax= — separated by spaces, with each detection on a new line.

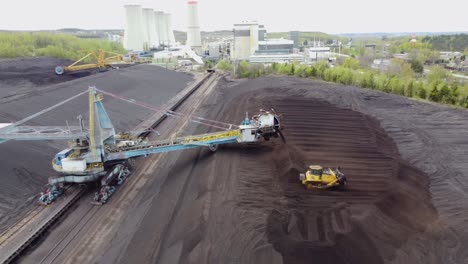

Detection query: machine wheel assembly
xmin=55 ymin=66 xmax=65 ymax=75
xmin=209 ymin=144 xmax=218 ymax=152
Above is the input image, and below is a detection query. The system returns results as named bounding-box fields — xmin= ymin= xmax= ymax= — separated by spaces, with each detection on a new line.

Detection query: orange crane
xmin=54 ymin=50 xmax=143 ymax=75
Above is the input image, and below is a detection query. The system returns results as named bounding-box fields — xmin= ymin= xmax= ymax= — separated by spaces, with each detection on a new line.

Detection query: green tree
xmin=237 ymin=61 xmax=251 ymax=78
xmin=216 ymin=59 xmax=233 ymax=71
xmin=416 ymin=82 xmax=427 ymax=99
xmin=428 ymin=83 xmax=441 ymax=102
xmin=439 ymin=83 xmax=452 ymax=104
xmin=389 ymin=77 xmax=404 ymax=95
xmin=405 ymin=80 xmax=414 ymax=97
xmin=459 ymin=96 xmax=468 ymax=108
xmin=427 ymin=65 xmax=449 ymax=83
xmin=409 ymin=60 xmax=424 ymax=74
xmin=342 ymin=57 xmax=360 ymax=69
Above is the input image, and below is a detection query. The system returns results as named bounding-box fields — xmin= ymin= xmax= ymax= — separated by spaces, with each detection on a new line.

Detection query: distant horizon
xmin=2 ymin=28 xmax=467 ymax=37
xmin=1 ymin=0 xmax=466 ymax=34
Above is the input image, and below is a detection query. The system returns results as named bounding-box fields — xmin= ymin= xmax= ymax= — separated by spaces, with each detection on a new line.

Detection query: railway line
xmin=0 ymin=72 xmax=217 ymax=264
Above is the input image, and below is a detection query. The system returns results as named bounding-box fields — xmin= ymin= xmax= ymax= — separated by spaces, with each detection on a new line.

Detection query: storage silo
xmin=143 ymin=8 xmax=157 ymax=49
xmin=187 ymin=1 xmax=202 ymax=54
xmin=124 ymin=5 xmax=144 ymax=51
xmin=164 ymin=13 xmax=176 ymax=45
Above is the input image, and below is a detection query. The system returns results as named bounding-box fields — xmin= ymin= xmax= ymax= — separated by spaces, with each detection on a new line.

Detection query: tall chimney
xmin=187 ymin=1 xmax=202 ymax=54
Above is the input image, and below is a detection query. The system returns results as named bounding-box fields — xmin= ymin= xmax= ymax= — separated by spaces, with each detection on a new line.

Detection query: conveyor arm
xmin=106 ymin=130 xmax=240 ymax=160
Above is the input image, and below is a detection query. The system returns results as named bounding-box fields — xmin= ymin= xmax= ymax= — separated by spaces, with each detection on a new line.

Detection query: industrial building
xmin=249 ymin=53 xmax=304 ymax=64
xmin=186 ymin=1 xmax=202 ymax=54
xmin=257 ymin=39 xmax=294 ymax=54
xmin=308 ymin=46 xmax=331 ymax=61
xmin=205 ymin=40 xmax=231 ymax=60
xmin=153 ymin=45 xmax=204 ymax=67
xmin=123 ymin=5 xmax=175 ymax=51
xmin=230 ymin=21 xmax=303 ymax=63
xmin=289 ymin=31 xmax=300 ymax=48
xmin=232 ymin=21 xmax=261 ymax=61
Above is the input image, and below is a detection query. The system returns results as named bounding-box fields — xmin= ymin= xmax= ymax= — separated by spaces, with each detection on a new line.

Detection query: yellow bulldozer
xmin=299 ymin=165 xmax=347 ymax=189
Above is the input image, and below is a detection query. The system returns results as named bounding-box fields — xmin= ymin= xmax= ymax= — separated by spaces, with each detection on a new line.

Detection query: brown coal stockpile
xmin=262 ymin=99 xmax=436 ymax=264
xmin=151 ymin=76 xmax=465 ymax=264
xmin=0 ymin=57 xmax=81 ymax=93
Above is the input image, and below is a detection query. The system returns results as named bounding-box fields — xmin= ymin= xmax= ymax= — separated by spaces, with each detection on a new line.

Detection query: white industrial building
xmin=230 ymin=21 xmax=300 ymax=63
xmin=308 ymin=47 xmax=331 ymax=61
xmin=187 ymin=1 xmax=202 ymax=54
xmin=123 ymin=5 xmax=176 ymax=51
xmin=232 ymin=21 xmax=261 ymax=61
xmin=153 ymin=46 xmax=204 ymax=65
xmin=249 ymin=53 xmax=304 ymax=64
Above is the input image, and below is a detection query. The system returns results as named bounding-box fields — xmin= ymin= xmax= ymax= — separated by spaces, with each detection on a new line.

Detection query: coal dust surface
xmin=147 ymin=76 xmax=466 ymax=264
xmin=0 ymin=63 xmax=193 ymax=232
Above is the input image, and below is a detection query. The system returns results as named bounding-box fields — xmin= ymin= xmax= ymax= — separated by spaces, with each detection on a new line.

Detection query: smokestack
xmin=187 ymin=1 xmax=202 ymax=54
xmin=164 ymin=13 xmax=176 ymax=45
xmin=124 ymin=5 xmax=144 ymax=51
xmin=143 ymin=8 xmax=158 ymax=49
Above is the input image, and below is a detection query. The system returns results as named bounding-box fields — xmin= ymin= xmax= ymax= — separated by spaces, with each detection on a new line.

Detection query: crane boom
xmin=0 ymin=90 xmax=88 ymax=143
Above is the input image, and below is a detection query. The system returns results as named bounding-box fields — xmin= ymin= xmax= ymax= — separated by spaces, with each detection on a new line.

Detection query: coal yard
xmin=1 ymin=59 xmax=467 ymax=264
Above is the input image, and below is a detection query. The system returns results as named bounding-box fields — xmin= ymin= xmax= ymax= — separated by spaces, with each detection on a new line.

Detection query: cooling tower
xmin=143 ymin=8 xmax=158 ymax=49
xmin=153 ymin=11 xmax=162 ymax=47
xmin=187 ymin=1 xmax=202 ymax=53
xmin=164 ymin=13 xmax=176 ymax=45
xmin=124 ymin=5 xmax=144 ymax=51
xmin=155 ymin=11 xmax=168 ymax=46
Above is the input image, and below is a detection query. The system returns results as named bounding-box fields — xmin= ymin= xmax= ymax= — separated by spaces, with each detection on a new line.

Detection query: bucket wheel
xmin=55 ymin=66 xmax=65 ymax=75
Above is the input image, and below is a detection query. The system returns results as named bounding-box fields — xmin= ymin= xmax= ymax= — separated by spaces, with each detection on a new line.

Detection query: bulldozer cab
xmin=308 ymin=165 xmax=323 ymax=179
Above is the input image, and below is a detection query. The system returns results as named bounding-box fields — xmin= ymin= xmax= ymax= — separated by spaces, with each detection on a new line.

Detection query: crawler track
xmin=0 ymin=72 xmax=215 ymax=264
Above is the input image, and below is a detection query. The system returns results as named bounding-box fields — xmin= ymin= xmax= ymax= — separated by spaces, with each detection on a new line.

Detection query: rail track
xmin=0 ymin=71 xmax=215 ymax=264
xmin=0 ymin=186 xmax=84 ymax=264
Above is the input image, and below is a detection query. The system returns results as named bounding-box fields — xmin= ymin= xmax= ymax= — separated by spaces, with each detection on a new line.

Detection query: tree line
xmin=216 ymin=58 xmax=468 ymax=108
xmin=0 ymin=32 xmax=126 ymax=60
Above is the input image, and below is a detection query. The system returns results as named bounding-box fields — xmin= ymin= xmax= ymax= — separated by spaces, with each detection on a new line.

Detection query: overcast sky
xmin=0 ymin=0 xmax=466 ymax=33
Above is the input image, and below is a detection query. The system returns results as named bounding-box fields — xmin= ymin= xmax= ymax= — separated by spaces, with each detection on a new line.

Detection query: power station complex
xmin=123 ymin=2 xmax=202 ymax=55
xmin=123 ymin=5 xmax=176 ymax=51
xmin=121 ymin=2 xmax=330 ymax=66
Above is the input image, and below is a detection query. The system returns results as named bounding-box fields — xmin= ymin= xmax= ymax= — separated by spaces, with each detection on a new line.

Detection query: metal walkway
xmin=106 ymin=129 xmax=240 ymax=160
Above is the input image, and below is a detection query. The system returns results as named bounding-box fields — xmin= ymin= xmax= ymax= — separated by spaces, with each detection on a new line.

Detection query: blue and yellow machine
xmin=0 ymin=87 xmax=283 ymax=204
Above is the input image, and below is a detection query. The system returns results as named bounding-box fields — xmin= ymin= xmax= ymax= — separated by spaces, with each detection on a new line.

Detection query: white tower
xmin=155 ymin=11 xmax=168 ymax=47
xmin=187 ymin=1 xmax=202 ymax=54
xmin=164 ymin=13 xmax=176 ymax=45
xmin=124 ymin=5 xmax=144 ymax=51
xmin=143 ymin=8 xmax=158 ymax=49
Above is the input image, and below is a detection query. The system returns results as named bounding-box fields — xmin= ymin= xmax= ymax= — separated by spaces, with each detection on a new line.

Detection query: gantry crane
xmin=54 ymin=50 xmax=147 ymax=75
xmin=0 ymin=86 xmax=283 ymax=204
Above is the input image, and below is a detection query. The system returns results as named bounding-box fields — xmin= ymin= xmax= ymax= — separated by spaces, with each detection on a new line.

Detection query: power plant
xmin=186 ymin=1 xmax=202 ymax=54
xmin=123 ymin=5 xmax=175 ymax=51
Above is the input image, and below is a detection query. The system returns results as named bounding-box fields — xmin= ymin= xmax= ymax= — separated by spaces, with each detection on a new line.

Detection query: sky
xmin=0 ymin=0 xmax=467 ymax=34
